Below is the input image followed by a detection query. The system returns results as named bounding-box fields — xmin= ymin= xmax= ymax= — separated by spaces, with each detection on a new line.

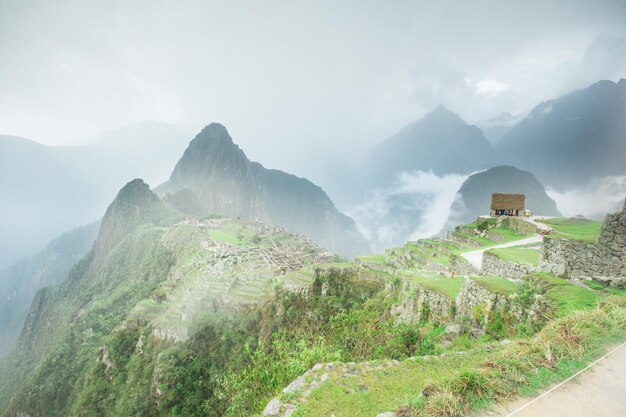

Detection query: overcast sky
xmin=1 ymin=0 xmax=625 ymax=171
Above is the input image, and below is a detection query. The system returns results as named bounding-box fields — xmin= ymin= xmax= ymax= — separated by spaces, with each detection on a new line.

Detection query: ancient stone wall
xmin=449 ymin=254 xmax=478 ymax=276
xmin=390 ymin=288 xmax=454 ymax=326
xmin=455 ymin=278 xmax=509 ymax=326
xmin=482 ymin=252 xmax=536 ymax=281
xmin=507 ymin=217 xmax=540 ymax=235
xmin=540 ymin=201 xmax=626 ymax=280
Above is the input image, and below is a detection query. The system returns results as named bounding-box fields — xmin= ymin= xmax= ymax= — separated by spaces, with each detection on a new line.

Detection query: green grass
xmin=295 ymin=350 xmax=487 ymax=417
xmin=488 ymin=227 xmax=529 ymax=242
xmin=584 ymin=279 xmax=626 ymax=296
xmin=401 ymin=272 xmax=465 ymax=298
xmin=312 ymin=262 xmax=354 ymax=268
xmin=487 ymin=247 xmax=540 ymax=266
xmin=454 ymin=232 xmax=494 ymax=246
xmin=534 ymin=273 xmax=599 ymax=317
xmin=472 ymin=276 xmax=519 ymax=295
xmin=294 ymin=296 xmax=626 ymax=417
xmin=357 ymin=254 xmax=387 ymax=264
xmin=431 ymin=256 xmax=450 ymax=266
xmin=539 ymin=217 xmax=602 ymax=243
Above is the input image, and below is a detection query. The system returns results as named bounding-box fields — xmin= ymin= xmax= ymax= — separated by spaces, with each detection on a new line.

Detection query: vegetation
xmin=400 ymin=271 xmax=465 ymax=299
xmin=534 ymin=273 xmax=599 ymax=317
xmin=52 ymin=270 xmax=458 ymax=417
xmin=0 ymin=201 xmax=618 ymax=417
xmin=487 ymin=247 xmax=540 ymax=265
xmin=296 ymin=296 xmax=626 ymax=416
xmin=540 ymin=217 xmax=602 ymax=243
xmin=472 ymin=276 xmax=519 ymax=295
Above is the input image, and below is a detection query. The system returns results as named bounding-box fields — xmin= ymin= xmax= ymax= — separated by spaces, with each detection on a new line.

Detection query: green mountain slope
xmin=0 ymin=221 xmax=99 ymax=357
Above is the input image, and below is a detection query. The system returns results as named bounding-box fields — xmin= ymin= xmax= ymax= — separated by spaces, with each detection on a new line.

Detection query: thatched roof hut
xmin=490 ymin=193 xmax=525 ymax=211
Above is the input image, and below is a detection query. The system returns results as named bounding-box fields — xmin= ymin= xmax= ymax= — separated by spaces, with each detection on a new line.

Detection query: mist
xmin=547 ymin=175 xmax=626 ymax=219
xmin=1 ymin=0 xmax=625 ymax=176
xmin=349 ymin=171 xmax=468 ymax=252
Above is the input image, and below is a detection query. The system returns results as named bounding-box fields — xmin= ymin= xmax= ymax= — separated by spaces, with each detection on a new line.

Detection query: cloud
xmin=349 ymin=170 xmax=468 ymax=252
xmin=475 ymin=79 xmax=509 ymax=94
xmin=547 ymin=175 xmax=626 ymax=219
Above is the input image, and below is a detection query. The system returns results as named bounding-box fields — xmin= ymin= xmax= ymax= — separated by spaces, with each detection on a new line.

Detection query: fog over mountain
xmin=496 ymin=79 xmax=626 ymax=189
xmin=1 ymin=2 xmax=626 ymax=416
xmin=0 ymin=122 xmax=191 ymax=268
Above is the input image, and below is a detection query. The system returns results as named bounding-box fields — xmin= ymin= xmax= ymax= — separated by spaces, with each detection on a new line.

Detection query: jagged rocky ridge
xmin=157 ymin=123 xmax=370 ymax=258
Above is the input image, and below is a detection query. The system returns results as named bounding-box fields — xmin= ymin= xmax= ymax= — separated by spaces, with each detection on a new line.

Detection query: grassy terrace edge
xmin=291 ymin=296 xmax=626 ymax=417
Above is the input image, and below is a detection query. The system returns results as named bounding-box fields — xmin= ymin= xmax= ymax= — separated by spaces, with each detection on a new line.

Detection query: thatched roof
xmin=490 ymin=193 xmax=525 ymax=210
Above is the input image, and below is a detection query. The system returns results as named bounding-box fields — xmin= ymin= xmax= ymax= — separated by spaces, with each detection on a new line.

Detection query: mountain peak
xmin=95 ymin=179 xmax=164 ymax=254
xmin=421 ymin=105 xmax=465 ymax=125
xmin=167 ymin=122 xmax=248 ymax=185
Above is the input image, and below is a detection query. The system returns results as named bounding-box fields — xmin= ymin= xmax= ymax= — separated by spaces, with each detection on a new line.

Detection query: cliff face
xmin=158 ymin=123 xmax=370 ymax=258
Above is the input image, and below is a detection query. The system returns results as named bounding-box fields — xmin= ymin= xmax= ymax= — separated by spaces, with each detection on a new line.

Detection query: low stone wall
xmin=486 ymin=230 xmax=508 ymax=243
xmin=539 ymin=237 xmax=597 ymax=278
xmin=390 ymin=288 xmax=454 ymax=326
xmin=449 ymin=254 xmax=478 ymax=275
xmin=455 ymin=278 xmax=509 ymax=326
xmin=447 ymin=231 xmax=483 ymax=248
xmin=482 ymin=252 xmax=536 ymax=281
xmin=540 ymin=200 xmax=626 ymax=280
xmin=507 ymin=217 xmax=540 ymax=235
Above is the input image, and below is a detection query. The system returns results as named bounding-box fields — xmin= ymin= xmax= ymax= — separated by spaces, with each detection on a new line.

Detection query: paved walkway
xmin=480 ymin=343 xmax=626 ymax=417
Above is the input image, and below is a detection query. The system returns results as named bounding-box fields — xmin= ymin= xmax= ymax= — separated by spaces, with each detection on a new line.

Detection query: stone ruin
xmin=540 ymin=197 xmax=626 ymax=286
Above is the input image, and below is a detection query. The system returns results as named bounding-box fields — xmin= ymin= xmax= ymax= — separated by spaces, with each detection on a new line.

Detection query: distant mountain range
xmin=496 ymin=79 xmax=626 ymax=189
xmin=0 ymin=222 xmax=99 ymax=357
xmin=157 ymin=123 xmax=370 ymax=258
xmin=368 ymin=105 xmax=494 ymax=182
xmin=0 ymin=121 xmax=192 ymax=268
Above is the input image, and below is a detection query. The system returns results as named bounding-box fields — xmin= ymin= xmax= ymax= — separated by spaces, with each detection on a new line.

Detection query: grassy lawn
xmin=295 ymin=350 xmax=487 ymax=417
xmin=488 ymin=227 xmax=529 ymax=242
xmin=431 ymin=256 xmax=450 ymax=266
xmin=584 ymin=279 xmax=626 ymax=296
xmin=534 ymin=273 xmax=599 ymax=317
xmin=472 ymin=276 xmax=519 ymax=295
xmin=454 ymin=231 xmax=495 ymax=247
xmin=487 ymin=247 xmax=540 ymax=266
xmin=357 ymin=254 xmax=387 ymax=264
xmin=400 ymin=271 xmax=465 ymax=298
xmin=539 ymin=217 xmax=602 ymax=243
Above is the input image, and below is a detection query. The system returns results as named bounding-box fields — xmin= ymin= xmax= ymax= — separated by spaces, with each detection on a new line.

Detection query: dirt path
xmin=479 ymin=343 xmax=626 ymax=417
xmin=460 ymin=235 xmax=544 ymax=269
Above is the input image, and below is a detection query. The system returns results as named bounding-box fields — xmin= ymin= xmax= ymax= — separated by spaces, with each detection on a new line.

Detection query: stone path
xmin=461 ymin=217 xmax=553 ymax=270
xmin=479 ymin=342 xmax=626 ymax=417
xmin=461 ymin=235 xmax=544 ymax=270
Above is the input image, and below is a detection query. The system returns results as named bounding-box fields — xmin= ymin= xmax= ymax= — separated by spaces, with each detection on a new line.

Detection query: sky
xmin=1 ymin=0 xmax=625 ymax=173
